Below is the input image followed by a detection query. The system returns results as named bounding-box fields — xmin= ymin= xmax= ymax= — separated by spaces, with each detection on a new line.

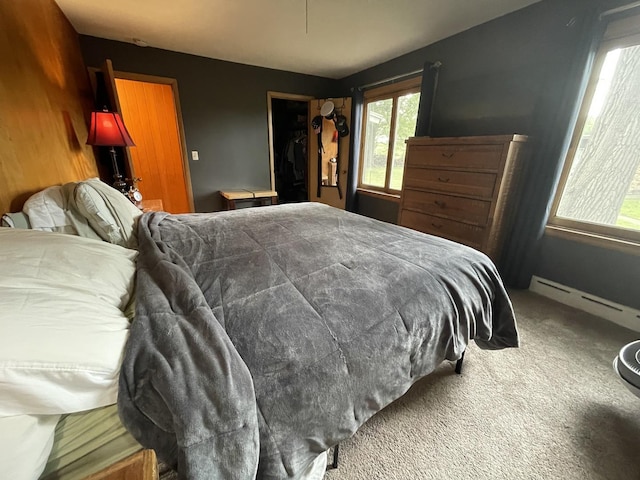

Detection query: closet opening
xmin=268 ymin=93 xmax=312 ymax=204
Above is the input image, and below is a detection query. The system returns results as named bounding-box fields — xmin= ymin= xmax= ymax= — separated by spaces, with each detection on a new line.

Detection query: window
xmin=549 ymin=14 xmax=640 ymax=246
xmin=358 ymin=77 xmax=421 ymax=194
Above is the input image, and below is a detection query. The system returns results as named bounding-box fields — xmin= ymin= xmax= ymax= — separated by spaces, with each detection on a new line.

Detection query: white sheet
xmin=0 ymin=229 xmax=136 ymax=415
xmin=0 ymin=414 xmax=60 ymax=480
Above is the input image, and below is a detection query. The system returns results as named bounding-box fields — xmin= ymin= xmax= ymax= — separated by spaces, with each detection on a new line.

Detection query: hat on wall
xmin=320 ymin=101 xmax=335 ymax=119
xmin=312 ymin=115 xmax=323 ymax=134
xmin=335 ymin=114 xmax=349 ymax=137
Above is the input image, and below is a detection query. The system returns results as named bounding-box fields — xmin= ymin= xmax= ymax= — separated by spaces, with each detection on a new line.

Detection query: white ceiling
xmin=56 ymin=0 xmax=541 ymax=79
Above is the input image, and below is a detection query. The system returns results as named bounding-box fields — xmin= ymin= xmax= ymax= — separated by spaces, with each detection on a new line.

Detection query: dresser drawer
xmin=402 ymin=189 xmax=491 ymax=225
xmin=400 ymin=210 xmax=485 ymax=248
xmin=406 ymin=144 xmax=504 ymax=170
xmin=404 ymin=167 xmax=497 ymax=199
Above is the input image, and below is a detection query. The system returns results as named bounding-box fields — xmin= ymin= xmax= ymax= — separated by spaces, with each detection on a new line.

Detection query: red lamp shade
xmin=86 ymin=110 xmax=135 ymax=147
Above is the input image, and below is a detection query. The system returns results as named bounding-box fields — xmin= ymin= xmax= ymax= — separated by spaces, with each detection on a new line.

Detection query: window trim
xmin=357 ymin=187 xmax=401 ymax=203
xmin=545 ymin=224 xmax=640 ymax=255
xmin=357 ymin=76 xmax=421 ymax=195
xmin=547 ymin=21 xmax=640 ymax=247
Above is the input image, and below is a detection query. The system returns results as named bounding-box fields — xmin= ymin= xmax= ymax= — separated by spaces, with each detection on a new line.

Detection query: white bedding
xmin=0 ymin=180 xmax=143 ymax=477
xmin=0 ymin=228 xmax=136 ymax=416
xmin=22 ymin=186 xmax=76 ymax=234
xmin=21 ymin=179 xmax=142 ymax=248
xmin=0 ymin=414 xmax=60 ymax=480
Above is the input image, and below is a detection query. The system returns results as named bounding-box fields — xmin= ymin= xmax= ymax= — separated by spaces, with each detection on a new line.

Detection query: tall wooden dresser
xmin=398 ymin=135 xmax=528 ymax=262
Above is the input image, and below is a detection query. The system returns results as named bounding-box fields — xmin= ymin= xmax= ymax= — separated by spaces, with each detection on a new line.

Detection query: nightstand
xmin=140 ymin=199 xmax=164 ymax=212
xmin=83 ymin=450 xmax=158 ymax=480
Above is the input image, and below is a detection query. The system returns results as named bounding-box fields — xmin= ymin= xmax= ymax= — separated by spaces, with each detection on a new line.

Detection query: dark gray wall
xmin=339 ymin=0 xmax=639 ymax=307
xmin=356 ymin=195 xmax=399 ymax=225
xmin=538 ymin=236 xmax=640 ymax=309
xmin=80 ymin=36 xmax=337 ymax=212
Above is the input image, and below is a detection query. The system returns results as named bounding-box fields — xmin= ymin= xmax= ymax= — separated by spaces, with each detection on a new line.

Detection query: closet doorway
xmin=267 ymin=92 xmax=313 ymax=204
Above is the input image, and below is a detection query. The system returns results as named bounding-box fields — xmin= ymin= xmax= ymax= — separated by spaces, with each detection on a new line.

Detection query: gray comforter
xmin=118 ymin=203 xmax=519 ymax=479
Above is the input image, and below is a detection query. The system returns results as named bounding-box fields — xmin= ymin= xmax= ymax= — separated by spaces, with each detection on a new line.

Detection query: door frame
xmin=266 ymin=91 xmax=314 ymax=192
xmin=114 ymin=71 xmax=195 ymax=212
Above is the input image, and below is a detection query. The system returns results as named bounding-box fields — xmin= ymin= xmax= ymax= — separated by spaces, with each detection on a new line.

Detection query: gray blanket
xmin=118 ymin=203 xmax=519 ymax=479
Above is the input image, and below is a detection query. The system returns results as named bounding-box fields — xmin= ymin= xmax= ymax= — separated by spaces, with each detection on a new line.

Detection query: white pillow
xmin=0 ymin=228 xmax=137 ymax=416
xmin=23 ymin=186 xmax=76 ymax=234
xmin=74 ymin=178 xmax=142 ymax=249
xmin=0 ymin=414 xmax=60 ymax=480
xmin=74 ymin=182 xmax=126 ymax=245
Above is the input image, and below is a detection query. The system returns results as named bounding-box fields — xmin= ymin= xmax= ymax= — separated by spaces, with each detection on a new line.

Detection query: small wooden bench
xmin=220 ymin=189 xmax=278 ymax=210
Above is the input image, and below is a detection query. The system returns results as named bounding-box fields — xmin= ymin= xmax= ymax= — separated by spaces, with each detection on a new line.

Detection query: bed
xmin=0 ymin=179 xmax=519 ymax=479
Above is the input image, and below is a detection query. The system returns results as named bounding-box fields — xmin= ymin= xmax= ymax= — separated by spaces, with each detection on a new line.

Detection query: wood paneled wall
xmin=0 ymin=0 xmax=98 ymax=213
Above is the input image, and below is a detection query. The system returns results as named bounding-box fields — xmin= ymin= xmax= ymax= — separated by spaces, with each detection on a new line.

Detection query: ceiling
xmin=56 ymin=0 xmax=541 ymax=79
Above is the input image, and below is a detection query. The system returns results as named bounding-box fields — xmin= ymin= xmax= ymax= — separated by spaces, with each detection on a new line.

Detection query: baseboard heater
xmin=529 ymin=275 xmax=640 ymax=333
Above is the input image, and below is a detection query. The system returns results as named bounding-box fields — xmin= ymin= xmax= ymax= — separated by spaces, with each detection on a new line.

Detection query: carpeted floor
xmin=324 ymin=289 xmax=640 ymax=480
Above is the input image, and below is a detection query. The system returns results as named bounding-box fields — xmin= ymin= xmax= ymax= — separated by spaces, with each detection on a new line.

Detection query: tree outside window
xmin=550 ymin=18 xmax=640 ymax=246
xmin=359 ymin=77 xmax=421 ymax=194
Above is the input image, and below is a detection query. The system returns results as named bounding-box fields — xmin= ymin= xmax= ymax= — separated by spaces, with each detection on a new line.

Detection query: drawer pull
xmin=434 ymin=200 xmax=447 ymax=208
xmin=441 ymin=152 xmax=454 ymax=158
xmin=431 ymin=222 xmax=443 ymax=229
xmin=438 ymin=177 xmax=450 ymax=183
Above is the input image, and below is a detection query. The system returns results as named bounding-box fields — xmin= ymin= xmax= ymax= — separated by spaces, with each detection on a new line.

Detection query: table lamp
xmin=86 ymin=109 xmax=135 ymax=192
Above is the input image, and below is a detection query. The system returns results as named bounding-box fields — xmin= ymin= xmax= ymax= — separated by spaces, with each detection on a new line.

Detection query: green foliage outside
xmin=362 ymin=92 xmax=420 ymax=188
xmin=616 ymin=197 xmax=640 ymax=230
xmin=361 ymin=166 xmax=404 ymax=190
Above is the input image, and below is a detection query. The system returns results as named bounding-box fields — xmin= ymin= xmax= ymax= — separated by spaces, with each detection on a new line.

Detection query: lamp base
xmin=109 ymin=147 xmax=129 ymax=193
xmin=112 ymin=174 xmax=128 ymax=193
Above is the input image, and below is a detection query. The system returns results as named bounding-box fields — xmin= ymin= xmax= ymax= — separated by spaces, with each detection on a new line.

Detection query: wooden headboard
xmin=0 ymin=0 xmax=98 ymax=214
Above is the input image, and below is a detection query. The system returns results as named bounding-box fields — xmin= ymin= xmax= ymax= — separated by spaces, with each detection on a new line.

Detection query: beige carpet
xmin=324 ymin=289 xmax=640 ymax=480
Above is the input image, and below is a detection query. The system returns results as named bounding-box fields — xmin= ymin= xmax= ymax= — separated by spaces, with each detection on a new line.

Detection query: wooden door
xmin=308 ymin=97 xmax=352 ymax=210
xmin=115 ymin=77 xmax=193 ymax=213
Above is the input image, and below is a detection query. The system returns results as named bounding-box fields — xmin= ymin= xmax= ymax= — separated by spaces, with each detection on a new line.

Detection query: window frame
xmin=547 ymin=21 xmax=640 ymax=248
xmin=357 ymin=76 xmax=421 ymax=196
